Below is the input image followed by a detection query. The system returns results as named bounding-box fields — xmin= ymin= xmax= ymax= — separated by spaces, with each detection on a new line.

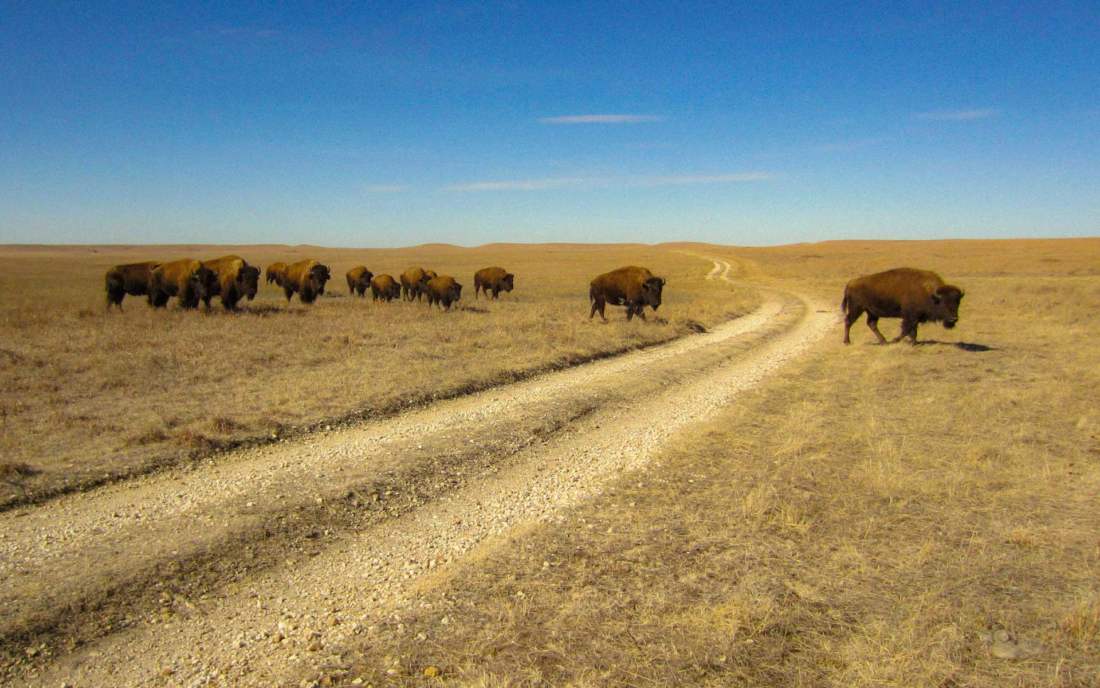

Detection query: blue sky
xmin=1 ymin=1 xmax=1097 ymax=246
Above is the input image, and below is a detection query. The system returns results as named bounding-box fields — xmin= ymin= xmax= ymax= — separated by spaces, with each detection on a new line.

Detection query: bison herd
xmin=105 ymin=257 xmax=670 ymax=320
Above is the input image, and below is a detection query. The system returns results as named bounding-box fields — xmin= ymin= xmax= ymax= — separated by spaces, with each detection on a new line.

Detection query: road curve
xmin=1 ymin=258 xmax=835 ymax=687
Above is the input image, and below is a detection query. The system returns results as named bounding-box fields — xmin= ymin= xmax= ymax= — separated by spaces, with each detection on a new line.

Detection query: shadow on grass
xmin=917 ymin=339 xmax=998 ymax=352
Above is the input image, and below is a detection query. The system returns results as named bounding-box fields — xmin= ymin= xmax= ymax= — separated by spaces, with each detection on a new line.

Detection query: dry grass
xmin=310 ymin=239 xmax=1100 ymax=687
xmin=0 ymin=243 xmax=754 ymax=508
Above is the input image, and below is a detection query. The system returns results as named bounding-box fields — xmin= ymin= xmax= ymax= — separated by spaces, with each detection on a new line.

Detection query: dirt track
xmin=0 ymin=259 xmax=835 ymax=686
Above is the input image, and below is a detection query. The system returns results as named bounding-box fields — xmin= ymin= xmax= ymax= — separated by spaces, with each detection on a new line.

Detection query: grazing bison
xmin=201 ymin=255 xmax=260 ymax=310
xmin=266 ymin=262 xmax=288 ymax=286
xmin=400 ymin=267 xmax=438 ymax=302
xmin=589 ymin=266 xmax=666 ymax=321
xmin=425 ymin=275 xmax=463 ymax=311
xmin=105 ymin=261 xmax=160 ymax=309
xmin=346 ymin=266 xmax=374 ymax=297
xmin=474 ymin=267 xmax=515 ymax=300
xmin=149 ymin=259 xmax=215 ymax=309
xmin=370 ymin=274 xmax=401 ymax=302
xmin=842 ymin=267 xmax=964 ymax=345
xmin=283 ymin=260 xmax=331 ymax=304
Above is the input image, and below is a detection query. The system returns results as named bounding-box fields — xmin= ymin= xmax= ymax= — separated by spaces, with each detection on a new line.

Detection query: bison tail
xmin=840 ymin=291 xmax=849 ymax=314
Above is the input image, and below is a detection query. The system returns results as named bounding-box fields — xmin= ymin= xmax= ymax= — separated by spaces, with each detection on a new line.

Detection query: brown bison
xmin=282 ymin=260 xmax=331 ymax=304
xmin=346 ymin=266 xmax=374 ymax=297
xmin=105 ymin=261 xmax=160 ymax=309
xmin=425 ymin=275 xmax=463 ymax=311
xmin=474 ymin=267 xmax=515 ymax=300
xmin=842 ymin=267 xmax=964 ymax=345
xmin=370 ymin=274 xmax=401 ymax=302
xmin=589 ymin=266 xmax=666 ymax=321
xmin=266 ymin=262 xmax=288 ymax=286
xmin=400 ymin=267 xmax=438 ymax=302
xmin=149 ymin=259 xmax=215 ymax=309
xmin=200 ymin=255 xmax=260 ymax=310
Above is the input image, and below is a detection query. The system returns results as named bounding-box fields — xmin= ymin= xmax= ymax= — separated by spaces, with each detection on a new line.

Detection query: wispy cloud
xmin=445 ymin=177 xmax=589 ymax=192
xmin=538 ymin=114 xmax=665 ymax=125
xmin=813 ymin=137 xmax=888 ymax=153
xmin=365 ymin=184 xmax=409 ymax=193
xmin=915 ymin=108 xmax=998 ymax=121
xmin=446 ymin=172 xmax=772 ymax=192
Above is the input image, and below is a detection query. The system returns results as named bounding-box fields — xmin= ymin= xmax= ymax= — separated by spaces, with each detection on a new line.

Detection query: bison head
xmin=310 ymin=264 xmax=331 ymax=295
xmin=451 ymin=281 xmax=463 ymax=300
xmin=420 ymin=270 xmax=438 ymax=287
xmin=238 ymin=266 xmax=261 ymax=301
xmin=642 ymin=276 xmax=666 ymax=310
xmin=501 ymin=273 xmax=515 ymax=292
xmin=930 ymin=285 xmax=964 ymax=329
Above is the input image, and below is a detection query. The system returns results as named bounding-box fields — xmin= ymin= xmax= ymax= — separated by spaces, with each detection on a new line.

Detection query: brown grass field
xmin=0 ymin=243 xmax=754 ymax=509
xmin=3 ymin=238 xmax=1100 ymax=687
xmin=291 ymin=238 xmax=1100 ymax=687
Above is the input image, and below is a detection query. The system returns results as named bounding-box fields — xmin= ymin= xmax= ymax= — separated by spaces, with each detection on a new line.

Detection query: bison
xmin=400 ymin=267 xmax=438 ymax=302
xmin=474 ymin=267 xmax=514 ymax=300
xmin=842 ymin=267 xmax=964 ymax=345
xmin=149 ymin=259 xmax=215 ymax=309
xmin=266 ymin=262 xmax=288 ymax=286
xmin=201 ymin=255 xmax=260 ymax=310
xmin=283 ymin=260 xmax=331 ymax=304
xmin=346 ymin=266 xmax=374 ymax=297
xmin=105 ymin=261 xmax=160 ymax=310
xmin=589 ymin=266 xmax=666 ymax=322
xmin=370 ymin=274 xmax=401 ymax=302
xmin=425 ymin=275 xmax=463 ymax=311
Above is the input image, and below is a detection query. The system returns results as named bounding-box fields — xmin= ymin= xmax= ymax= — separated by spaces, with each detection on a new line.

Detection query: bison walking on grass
xmin=201 ymin=255 xmax=260 ymax=311
xmin=283 ymin=260 xmax=332 ymax=304
xmin=400 ymin=267 xmax=437 ymax=302
xmin=370 ymin=274 xmax=401 ymax=302
xmin=842 ymin=267 xmax=964 ymax=345
xmin=346 ymin=266 xmax=374 ymax=297
xmin=474 ymin=267 xmax=514 ymax=300
xmin=425 ymin=275 xmax=463 ymax=311
xmin=149 ymin=259 xmax=215 ymax=309
xmin=266 ymin=262 xmax=288 ymax=286
xmin=105 ymin=261 xmax=160 ymax=310
xmin=589 ymin=266 xmax=666 ymax=322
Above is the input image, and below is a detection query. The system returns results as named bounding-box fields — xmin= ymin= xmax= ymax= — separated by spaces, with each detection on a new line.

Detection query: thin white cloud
xmin=539 ymin=114 xmax=665 ymax=125
xmin=364 ymin=184 xmax=409 ymax=193
xmin=915 ymin=109 xmax=998 ymax=121
xmin=445 ymin=177 xmax=589 ymax=192
xmin=446 ymin=173 xmax=772 ymax=192
xmin=813 ymin=137 xmax=888 ymax=153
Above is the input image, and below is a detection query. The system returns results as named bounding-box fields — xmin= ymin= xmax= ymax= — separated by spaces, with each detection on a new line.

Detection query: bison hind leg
xmin=865 ymin=315 xmax=888 ymax=344
xmin=843 ymin=305 xmax=864 ymax=344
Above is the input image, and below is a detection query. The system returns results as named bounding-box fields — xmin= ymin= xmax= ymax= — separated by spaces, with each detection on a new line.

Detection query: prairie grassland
xmin=317 ymin=239 xmax=1100 ymax=687
xmin=0 ymin=243 xmax=754 ymax=508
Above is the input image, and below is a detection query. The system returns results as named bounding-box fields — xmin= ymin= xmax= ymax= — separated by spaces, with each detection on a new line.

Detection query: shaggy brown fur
xmin=425 ymin=275 xmax=463 ymax=311
xmin=474 ymin=266 xmax=515 ymax=300
xmin=266 ymin=262 xmax=288 ymax=286
xmin=149 ymin=259 xmax=214 ymax=309
xmin=370 ymin=274 xmax=401 ymax=302
xmin=201 ymin=255 xmax=260 ymax=310
xmin=589 ymin=266 xmax=666 ymax=321
xmin=842 ymin=267 xmax=964 ymax=345
xmin=283 ymin=260 xmax=332 ymax=304
xmin=105 ymin=261 xmax=160 ymax=309
xmin=346 ymin=266 xmax=374 ymax=297
xmin=400 ymin=267 xmax=438 ymax=302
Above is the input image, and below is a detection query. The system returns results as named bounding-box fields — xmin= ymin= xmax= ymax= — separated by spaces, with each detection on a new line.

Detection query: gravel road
xmin=0 ymin=259 xmax=834 ymax=686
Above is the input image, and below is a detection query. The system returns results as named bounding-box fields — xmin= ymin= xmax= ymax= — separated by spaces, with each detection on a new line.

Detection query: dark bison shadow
xmin=916 ymin=339 xmax=997 ymax=352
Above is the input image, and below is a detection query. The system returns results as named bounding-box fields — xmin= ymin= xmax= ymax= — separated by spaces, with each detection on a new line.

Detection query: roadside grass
xmin=307 ymin=241 xmax=1100 ymax=687
xmin=0 ymin=244 xmax=754 ymax=508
